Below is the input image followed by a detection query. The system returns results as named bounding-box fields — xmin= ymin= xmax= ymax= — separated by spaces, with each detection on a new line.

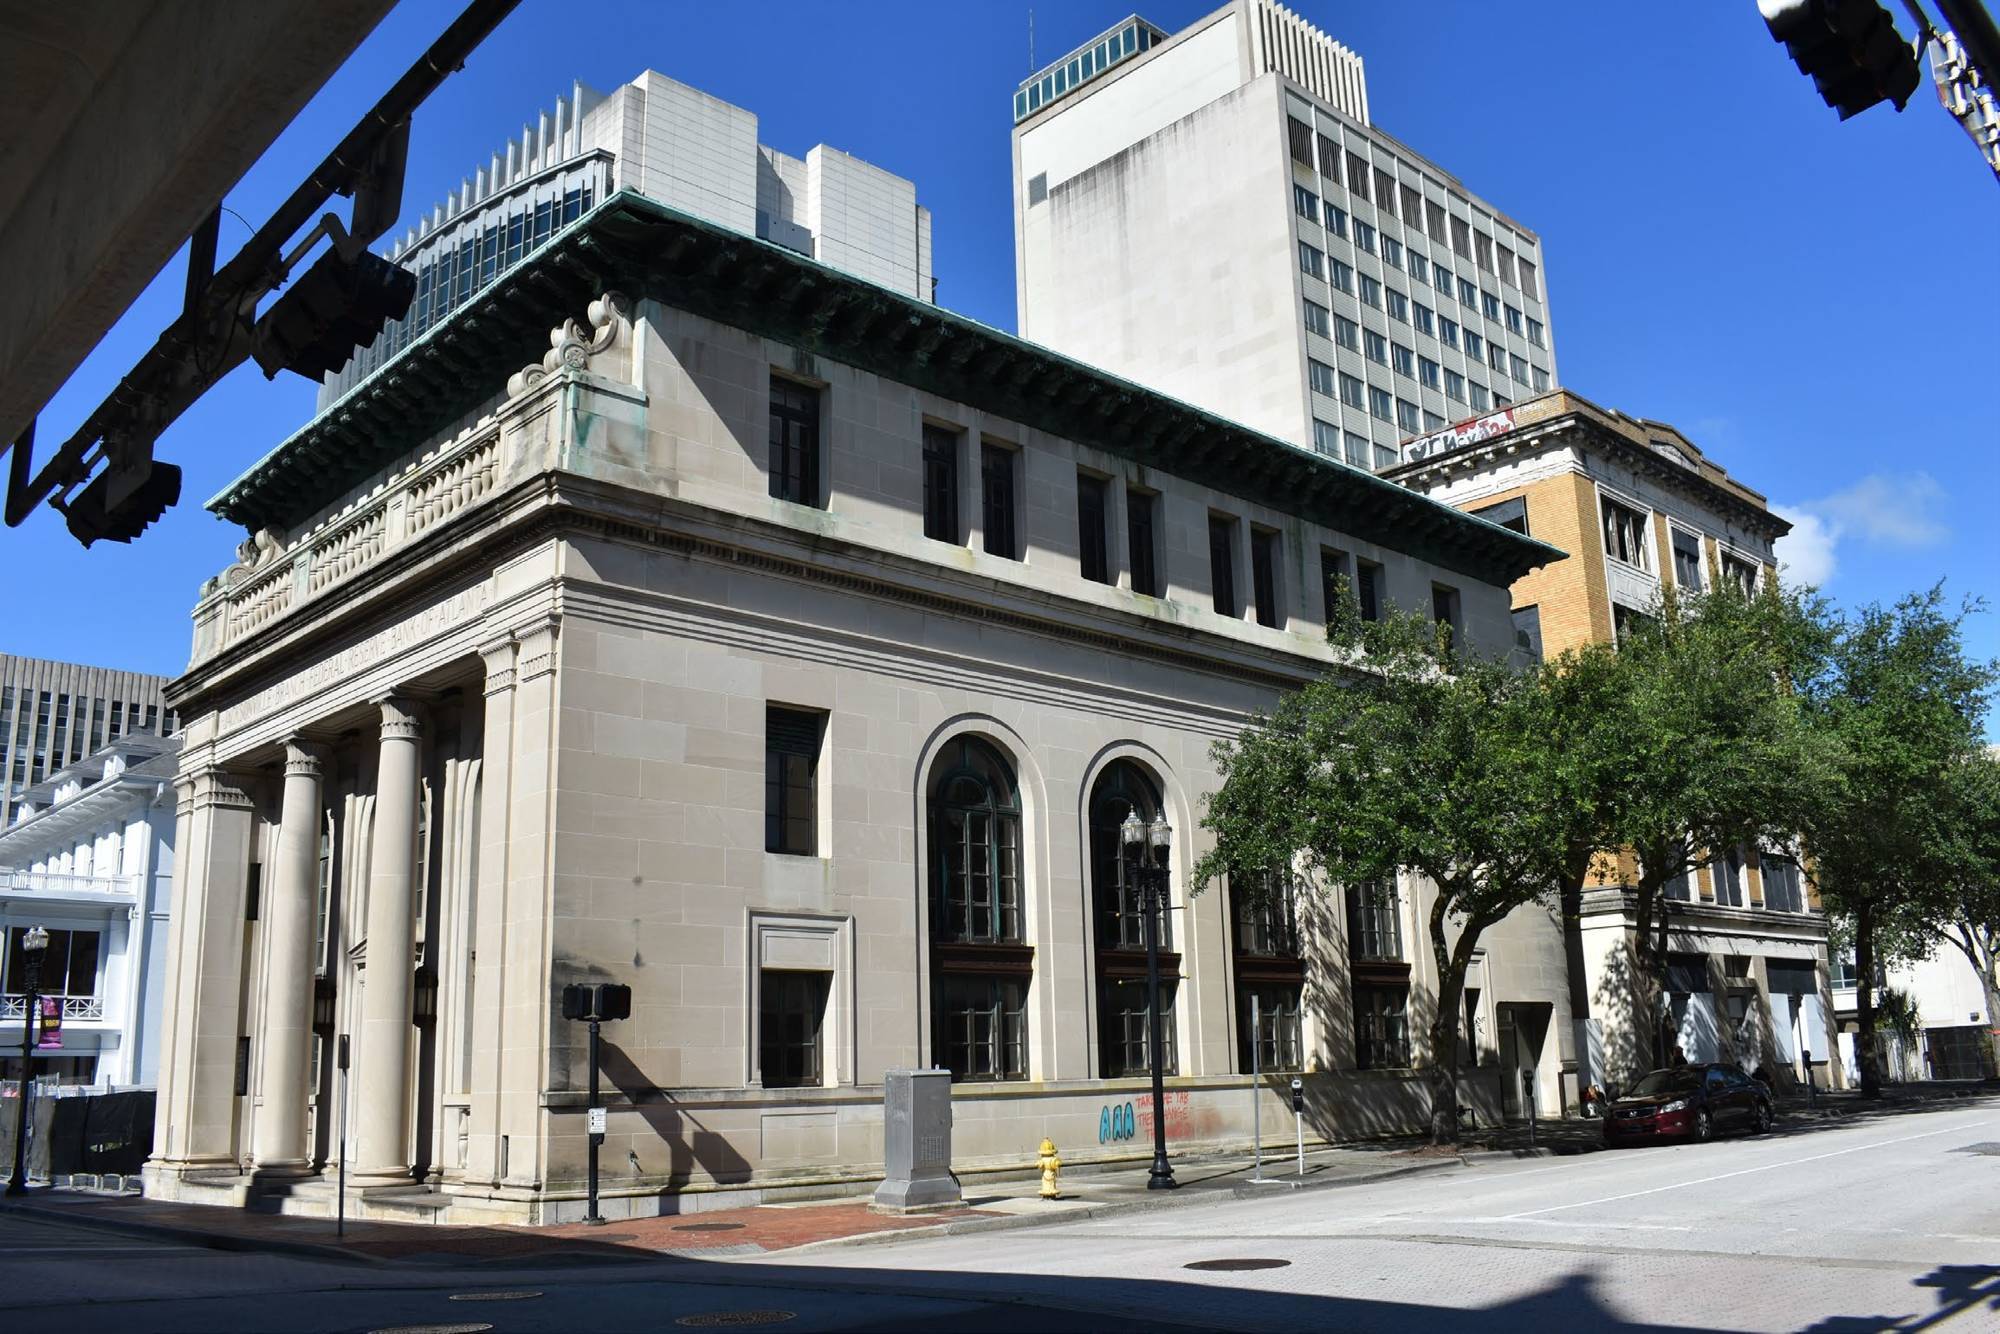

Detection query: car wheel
xmin=1693 ymin=1109 xmax=1713 ymax=1142
xmin=1752 ymin=1103 xmax=1771 ymax=1135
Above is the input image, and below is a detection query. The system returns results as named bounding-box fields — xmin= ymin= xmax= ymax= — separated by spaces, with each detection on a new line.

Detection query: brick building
xmin=1388 ymin=391 xmax=1837 ymax=1093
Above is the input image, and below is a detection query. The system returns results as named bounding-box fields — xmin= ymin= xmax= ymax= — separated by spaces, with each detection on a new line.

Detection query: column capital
xmin=478 ymin=637 xmax=518 ymax=697
xmin=513 ymin=614 xmax=560 ymax=683
xmin=189 ymin=765 xmax=255 ymax=812
xmin=372 ymin=694 xmax=427 ymax=741
xmin=282 ymin=738 xmax=331 ymax=778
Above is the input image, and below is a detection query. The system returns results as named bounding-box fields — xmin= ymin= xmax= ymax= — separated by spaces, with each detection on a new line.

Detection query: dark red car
xmin=1603 ymin=1063 xmax=1773 ymax=1145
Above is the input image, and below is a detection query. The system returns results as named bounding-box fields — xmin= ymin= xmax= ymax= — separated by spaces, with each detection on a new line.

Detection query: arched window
xmin=1089 ymin=759 xmax=1176 ymax=1077
xmin=926 ymin=737 xmax=1029 ymax=1081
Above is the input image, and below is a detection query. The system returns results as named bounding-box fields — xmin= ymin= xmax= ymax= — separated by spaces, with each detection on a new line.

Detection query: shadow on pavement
xmin=1801 ymin=1263 xmax=2000 ymax=1332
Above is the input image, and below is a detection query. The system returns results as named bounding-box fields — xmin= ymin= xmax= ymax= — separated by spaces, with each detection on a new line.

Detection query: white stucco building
xmin=319 ymin=68 xmax=935 ymax=408
xmin=0 ymin=733 xmax=178 ymax=1090
xmin=1012 ymin=1 xmax=1557 ymax=474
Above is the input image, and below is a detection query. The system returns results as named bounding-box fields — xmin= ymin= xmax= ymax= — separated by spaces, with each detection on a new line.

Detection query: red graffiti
xmin=1132 ymin=1090 xmax=1218 ymax=1141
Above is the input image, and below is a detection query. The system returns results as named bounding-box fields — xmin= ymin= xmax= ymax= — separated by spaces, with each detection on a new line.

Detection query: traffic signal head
xmin=1761 ymin=0 xmax=1923 ymax=120
xmin=62 ymin=460 xmax=183 ymax=546
xmin=251 ymin=247 xmax=416 ymax=383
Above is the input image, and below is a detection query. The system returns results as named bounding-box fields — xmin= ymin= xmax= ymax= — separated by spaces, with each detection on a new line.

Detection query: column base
xmin=249 ymin=1159 xmax=315 ymax=1182
xmin=347 ymin=1165 xmax=418 ymax=1190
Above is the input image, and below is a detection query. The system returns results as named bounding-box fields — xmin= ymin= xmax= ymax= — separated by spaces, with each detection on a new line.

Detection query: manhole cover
xmin=673 ymin=1221 xmax=748 ymax=1232
xmin=1955 ymin=1142 xmax=2000 ymax=1156
xmin=1184 ymin=1258 xmax=1292 ymax=1272
xmin=370 ymin=1325 xmax=494 ymax=1334
xmin=675 ymin=1313 xmax=796 ymax=1328
xmin=448 ymin=1291 xmax=543 ymax=1301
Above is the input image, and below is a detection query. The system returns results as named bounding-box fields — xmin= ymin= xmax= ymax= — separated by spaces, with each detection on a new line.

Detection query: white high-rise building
xmin=1012 ymin=1 xmax=1558 ymax=474
xmin=320 ymin=70 xmax=935 ymax=409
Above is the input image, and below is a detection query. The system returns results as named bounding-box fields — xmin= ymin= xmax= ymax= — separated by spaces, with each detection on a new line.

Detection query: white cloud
xmin=1773 ymin=473 xmax=1950 ymax=588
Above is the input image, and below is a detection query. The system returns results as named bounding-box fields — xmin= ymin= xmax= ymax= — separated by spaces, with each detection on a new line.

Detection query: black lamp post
xmin=1121 ymin=811 xmax=1177 ymax=1191
xmin=7 ymin=923 xmax=50 ymax=1196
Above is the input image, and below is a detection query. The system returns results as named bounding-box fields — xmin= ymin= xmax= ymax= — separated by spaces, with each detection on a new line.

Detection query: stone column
xmin=353 ymin=696 xmax=424 ymax=1187
xmin=252 ymin=740 xmax=327 ymax=1175
xmin=461 ymin=636 xmax=517 ymax=1187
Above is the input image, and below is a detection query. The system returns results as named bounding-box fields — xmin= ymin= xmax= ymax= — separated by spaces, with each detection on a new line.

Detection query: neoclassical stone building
xmin=147 ymin=193 xmax=1564 ymax=1223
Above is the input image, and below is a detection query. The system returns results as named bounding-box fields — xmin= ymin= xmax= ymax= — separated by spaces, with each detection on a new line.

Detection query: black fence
xmin=0 ymin=1088 xmax=155 ymax=1181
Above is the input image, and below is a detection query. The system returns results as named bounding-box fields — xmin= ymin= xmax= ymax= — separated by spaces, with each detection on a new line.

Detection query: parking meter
xmin=1289 ymin=1077 xmax=1306 ymax=1176
xmin=1289 ymin=1077 xmax=1305 ymax=1113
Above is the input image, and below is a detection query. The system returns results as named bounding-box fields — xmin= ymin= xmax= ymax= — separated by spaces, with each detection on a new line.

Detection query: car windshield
xmin=1629 ymin=1069 xmax=1701 ymax=1096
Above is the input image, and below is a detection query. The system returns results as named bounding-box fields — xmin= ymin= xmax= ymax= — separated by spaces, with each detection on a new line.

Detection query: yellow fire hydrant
xmin=1038 ymin=1137 xmax=1062 ymax=1200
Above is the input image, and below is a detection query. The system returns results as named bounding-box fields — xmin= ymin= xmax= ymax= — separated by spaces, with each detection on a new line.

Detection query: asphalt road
xmin=4 ymin=1098 xmax=1997 ymax=1332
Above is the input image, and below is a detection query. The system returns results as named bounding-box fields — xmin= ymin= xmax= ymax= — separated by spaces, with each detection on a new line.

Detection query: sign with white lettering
xmin=1405 ymin=408 xmax=1517 ymax=463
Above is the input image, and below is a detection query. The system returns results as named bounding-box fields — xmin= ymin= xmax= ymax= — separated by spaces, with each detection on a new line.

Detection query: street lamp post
xmin=1121 ymin=811 xmax=1177 ymax=1192
xmin=7 ymin=924 xmax=51 ymax=1196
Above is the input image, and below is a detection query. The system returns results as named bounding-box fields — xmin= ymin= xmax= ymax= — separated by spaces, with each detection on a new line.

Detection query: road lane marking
xmin=1502 ymin=1119 xmax=1990 ymax=1218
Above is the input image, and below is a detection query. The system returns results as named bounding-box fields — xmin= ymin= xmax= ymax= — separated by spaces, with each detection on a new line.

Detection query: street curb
xmin=0 ymin=1197 xmax=370 ymax=1265
xmin=780 ymin=1157 xmax=1466 ymax=1256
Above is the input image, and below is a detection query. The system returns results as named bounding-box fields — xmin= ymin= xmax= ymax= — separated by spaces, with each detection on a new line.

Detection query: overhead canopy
xmin=211 ymin=190 xmax=1563 ymax=587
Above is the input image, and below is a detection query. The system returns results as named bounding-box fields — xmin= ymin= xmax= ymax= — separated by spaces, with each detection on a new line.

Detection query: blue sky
xmin=11 ymin=0 xmax=1996 ymax=687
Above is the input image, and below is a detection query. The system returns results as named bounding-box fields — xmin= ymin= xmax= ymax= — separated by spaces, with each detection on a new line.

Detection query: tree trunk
xmin=1855 ymin=900 xmax=1881 ymax=1097
xmin=1425 ymin=897 xmax=1474 ymax=1147
xmin=1946 ymin=922 xmax=2000 ymax=1079
xmin=1629 ymin=853 xmax=1670 ymax=1070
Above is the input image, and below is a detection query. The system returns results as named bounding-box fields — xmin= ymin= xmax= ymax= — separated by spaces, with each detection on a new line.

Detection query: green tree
xmin=1196 ymin=610 xmax=1572 ymax=1145
xmin=1798 ymin=587 xmax=1997 ymax=1096
xmin=1919 ymin=748 xmax=2000 ymax=1074
xmin=1539 ymin=581 xmax=1836 ymax=1081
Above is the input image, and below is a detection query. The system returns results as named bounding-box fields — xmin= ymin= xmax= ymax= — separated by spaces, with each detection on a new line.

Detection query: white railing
xmin=406 ymin=436 xmax=498 ymax=539
xmin=0 ymin=871 xmax=136 ymax=898
xmin=1 ymin=994 xmax=106 ymax=1021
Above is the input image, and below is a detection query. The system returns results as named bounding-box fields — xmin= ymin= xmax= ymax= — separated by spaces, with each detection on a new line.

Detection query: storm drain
xmin=673 ymin=1221 xmax=748 ymax=1232
xmin=675 ymin=1312 xmax=797 ymax=1327
xmin=448 ymin=1291 xmax=544 ymax=1302
xmin=1183 ymin=1258 xmax=1292 ymax=1272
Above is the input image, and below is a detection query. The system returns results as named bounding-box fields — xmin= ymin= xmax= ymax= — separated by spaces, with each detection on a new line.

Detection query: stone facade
xmin=146 ymin=194 xmax=1565 ymax=1224
xmin=1389 ymin=391 xmax=1836 ymax=1093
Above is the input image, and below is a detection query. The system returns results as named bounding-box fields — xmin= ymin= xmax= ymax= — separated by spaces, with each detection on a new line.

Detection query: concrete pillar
xmin=353 ymin=696 xmax=424 ymax=1187
xmin=252 ymin=740 xmax=327 ymax=1174
xmin=461 ymin=637 xmax=517 ymax=1187
xmin=498 ymin=617 xmax=559 ymax=1186
xmin=147 ymin=764 xmax=256 ymax=1176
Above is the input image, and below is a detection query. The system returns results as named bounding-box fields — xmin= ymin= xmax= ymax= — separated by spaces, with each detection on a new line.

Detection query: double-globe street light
xmin=1119 ymin=809 xmax=1177 ymax=1192
xmin=6 ymin=923 xmax=50 ymax=1196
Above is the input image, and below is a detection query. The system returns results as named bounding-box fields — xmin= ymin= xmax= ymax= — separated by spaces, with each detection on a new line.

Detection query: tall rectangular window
xmin=1451 ymin=215 xmax=1472 ymax=259
xmin=769 ymin=377 xmax=821 ymax=506
xmin=1474 ymin=230 xmax=1495 ymax=273
xmin=1721 ymin=552 xmax=1758 ymax=595
xmin=1382 ymin=236 xmax=1403 ymax=269
xmin=981 ymin=444 xmax=1018 ymax=560
xmin=759 ymin=970 xmax=829 ymax=1088
xmin=1299 ymin=241 xmax=1324 ymax=279
xmin=1426 ymin=197 xmax=1448 ymax=244
xmin=1321 ymin=547 xmax=1352 ymax=624
xmin=1346 ymin=151 xmax=1371 ymax=199
xmin=1287 ymin=117 xmax=1314 ymax=165
xmin=1396 ymin=398 xmax=1420 ymax=433
xmin=1499 ymin=246 xmax=1518 ymax=287
xmin=1364 ymin=330 xmax=1388 ymax=365
xmin=1601 ymin=496 xmax=1651 ymax=570
xmin=1344 ymin=432 xmax=1371 ymax=467
xmin=1386 ymin=289 xmax=1409 ymax=323
xmin=1512 ymin=605 xmax=1544 ymax=661
xmin=1471 ymin=383 xmax=1491 ymax=412
xmin=1519 ymin=257 xmax=1538 ymax=298
xmin=1439 ymin=317 xmax=1459 ymax=349
xmin=1316 ymin=132 xmax=1341 ymax=182
xmin=1505 ymin=305 xmax=1525 ymax=335
xmin=1445 ymin=370 xmax=1466 ymax=403
xmin=922 ymin=424 xmax=959 ymax=543
xmin=1672 ymin=529 xmax=1704 ymax=591
xmin=1334 ymin=315 xmax=1360 ymax=352
xmin=1373 ymin=167 xmax=1397 ymax=212
xmin=1347 ymin=880 xmax=1403 ymax=960
xmin=1251 ymin=528 xmax=1281 ymax=628
xmin=1359 ymin=274 xmax=1382 ymax=309
xmin=1241 ymin=984 xmax=1303 ymax=1073
xmin=1529 ymin=319 xmax=1547 ymax=349
xmin=1127 ymin=488 xmax=1159 ymax=597
xmin=1460 ymin=277 xmax=1479 ymax=307
xmin=1308 ymin=358 xmax=1336 ymax=395
xmin=1431 ymin=583 xmax=1461 ymax=646
xmin=1400 ymin=183 xmax=1424 ymax=228
xmin=1209 ymin=515 xmax=1238 ymax=617
xmin=1292 ymin=183 xmax=1319 ymax=222
xmin=1391 ymin=344 xmax=1415 ymax=378
xmin=1338 ymin=372 xmax=1365 ymax=409
xmin=1330 ymin=259 xmax=1354 ymax=294
xmin=1368 ymin=385 xmax=1393 ymax=423
xmin=1354 ymin=220 xmax=1376 ymax=254
xmin=1762 ymin=853 xmax=1806 ymax=913
xmin=1077 ymin=473 xmax=1110 ymax=584
xmin=1312 ymin=419 xmax=1342 ymax=457
xmin=1419 ymin=356 xmax=1441 ymax=389
xmin=764 ymin=706 xmax=823 ymax=856
xmin=1303 ymin=299 xmax=1331 ymax=337
xmin=1354 ymin=985 xmax=1411 ymax=1069
xmin=1355 ymin=558 xmax=1384 ymax=622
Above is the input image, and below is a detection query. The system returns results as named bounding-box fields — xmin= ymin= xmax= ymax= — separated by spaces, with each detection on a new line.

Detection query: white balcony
xmin=1 ymin=994 xmax=107 ymax=1021
xmin=0 ymin=871 xmax=139 ymax=906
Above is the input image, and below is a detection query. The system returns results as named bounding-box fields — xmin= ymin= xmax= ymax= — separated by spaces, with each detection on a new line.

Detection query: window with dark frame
xmin=1316 ymin=132 xmax=1341 ymax=181
xmin=1346 ymin=880 xmax=1403 ymax=960
xmin=1431 ymin=583 xmax=1461 ymax=647
xmin=1321 ymin=547 xmax=1352 ymax=625
xmin=1512 ymin=605 xmax=1543 ymax=661
xmin=928 ymin=736 xmax=1031 ymax=1081
xmin=981 ymin=444 xmax=1017 ymax=559
xmin=764 ymin=706 xmax=823 ymax=856
xmin=1601 ymin=495 xmax=1651 ymax=570
xmin=1077 ymin=473 xmax=1110 ymax=584
xmin=1090 ymin=761 xmax=1176 ymax=1077
xmin=1209 ymin=515 xmax=1238 ymax=617
xmin=1354 ymin=984 xmax=1411 ymax=1069
xmin=1672 ymin=529 xmax=1704 ymax=591
xmin=1346 ymin=151 xmax=1371 ymax=200
xmin=1128 ymin=489 xmax=1160 ymax=597
xmin=1251 ymin=528 xmax=1281 ymax=628
xmin=1354 ymin=558 xmax=1384 ymax=622
xmin=922 ymin=424 xmax=959 ymax=543
xmin=1471 ymin=496 xmax=1528 ymax=535
xmin=1240 ymin=983 xmax=1303 ymax=1072
xmin=1286 ymin=116 xmax=1314 ymax=166
xmin=758 ymin=970 xmax=829 ymax=1088
xmin=768 ymin=377 xmax=821 ymax=506
xmin=1761 ymin=852 xmax=1806 ymax=913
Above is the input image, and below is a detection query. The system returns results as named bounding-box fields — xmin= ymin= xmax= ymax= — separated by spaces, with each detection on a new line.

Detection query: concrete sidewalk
xmin=0 ymin=1139 xmax=1471 ymax=1267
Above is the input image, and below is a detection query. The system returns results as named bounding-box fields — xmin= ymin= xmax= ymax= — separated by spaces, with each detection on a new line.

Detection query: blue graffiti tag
xmin=1098 ymin=1102 xmax=1139 ymax=1143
